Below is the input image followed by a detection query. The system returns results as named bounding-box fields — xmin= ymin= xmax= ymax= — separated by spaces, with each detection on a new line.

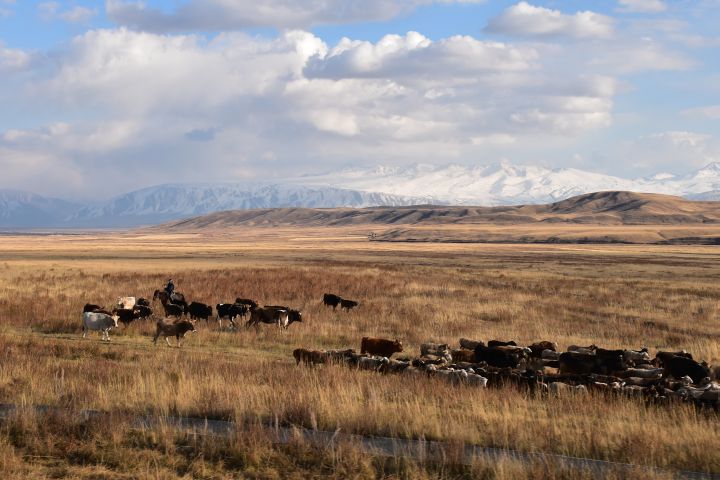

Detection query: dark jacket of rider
xmin=165 ymin=280 xmax=175 ymax=297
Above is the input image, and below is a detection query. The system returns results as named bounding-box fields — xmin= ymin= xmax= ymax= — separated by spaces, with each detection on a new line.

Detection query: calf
xmin=133 ymin=305 xmax=153 ymax=320
xmin=153 ymin=320 xmax=196 ymax=347
xmin=323 ymin=293 xmax=342 ymax=310
xmin=136 ymin=298 xmax=150 ymax=307
xmin=340 ymin=299 xmax=359 ymax=312
xmin=113 ymin=308 xmax=142 ymax=327
xmin=188 ymin=302 xmax=213 ymax=322
xmin=360 ymin=337 xmax=403 ymax=358
xmin=82 ymin=312 xmax=119 ymax=341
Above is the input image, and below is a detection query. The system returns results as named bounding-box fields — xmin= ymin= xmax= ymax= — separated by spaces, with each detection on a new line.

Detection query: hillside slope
xmin=153 ymin=191 xmax=720 ymax=231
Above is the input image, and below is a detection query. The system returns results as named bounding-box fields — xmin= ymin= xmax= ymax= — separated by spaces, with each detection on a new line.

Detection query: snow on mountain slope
xmin=68 ymin=184 xmax=431 ymax=226
xmin=4 ymin=162 xmax=720 ymax=228
xmin=0 ymin=190 xmax=81 ymax=228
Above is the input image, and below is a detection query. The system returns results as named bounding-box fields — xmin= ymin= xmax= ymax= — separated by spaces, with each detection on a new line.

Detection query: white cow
xmin=117 ymin=296 xmax=136 ymax=310
xmin=82 ymin=312 xmax=119 ymax=341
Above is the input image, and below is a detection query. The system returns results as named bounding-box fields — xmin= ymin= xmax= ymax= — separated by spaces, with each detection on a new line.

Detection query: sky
xmin=0 ymin=0 xmax=719 ymax=200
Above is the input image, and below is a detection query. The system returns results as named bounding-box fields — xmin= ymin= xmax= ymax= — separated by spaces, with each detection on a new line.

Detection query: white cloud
xmin=0 ymin=27 xmax=626 ymax=197
xmin=39 ymin=2 xmax=97 ymax=23
xmin=617 ymin=0 xmax=666 ymax=13
xmin=0 ymin=42 xmax=30 ymax=71
xmin=485 ymin=2 xmax=614 ymax=39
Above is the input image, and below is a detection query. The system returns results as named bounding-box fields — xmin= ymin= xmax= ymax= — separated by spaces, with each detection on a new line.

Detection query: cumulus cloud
xmin=0 ymin=26 xmax=629 ymax=197
xmin=0 ymin=42 xmax=30 ymax=71
xmin=617 ymin=0 xmax=667 ymax=13
xmin=485 ymin=2 xmax=614 ymax=39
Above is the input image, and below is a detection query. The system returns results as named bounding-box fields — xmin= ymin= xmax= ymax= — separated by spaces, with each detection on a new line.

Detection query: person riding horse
xmin=165 ymin=279 xmax=175 ymax=299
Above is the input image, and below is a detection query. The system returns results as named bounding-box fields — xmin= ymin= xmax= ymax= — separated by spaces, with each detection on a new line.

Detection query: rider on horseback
xmin=165 ymin=278 xmax=175 ymax=300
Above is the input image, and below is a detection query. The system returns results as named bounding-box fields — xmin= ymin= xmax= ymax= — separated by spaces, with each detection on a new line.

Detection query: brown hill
xmin=152 ymin=191 xmax=720 ymax=232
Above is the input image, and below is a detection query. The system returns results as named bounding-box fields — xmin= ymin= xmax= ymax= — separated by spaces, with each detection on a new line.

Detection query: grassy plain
xmin=0 ymin=227 xmax=719 ymax=478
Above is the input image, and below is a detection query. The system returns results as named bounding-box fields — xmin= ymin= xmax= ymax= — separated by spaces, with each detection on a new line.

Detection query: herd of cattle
xmin=293 ymin=337 xmax=720 ymax=410
xmin=79 ymin=290 xmax=360 ymax=344
xmin=80 ymin=294 xmax=304 ymax=345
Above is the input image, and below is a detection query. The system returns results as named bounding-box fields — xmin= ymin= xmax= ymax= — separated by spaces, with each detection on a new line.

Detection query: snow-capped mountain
xmin=67 ymin=183 xmax=431 ymax=227
xmin=0 ymin=190 xmax=81 ymax=228
xmin=4 ymin=161 xmax=720 ymax=228
xmin=293 ymin=161 xmax=720 ymax=206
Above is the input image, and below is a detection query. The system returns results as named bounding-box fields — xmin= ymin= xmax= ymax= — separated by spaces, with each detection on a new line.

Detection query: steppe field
xmin=0 ymin=227 xmax=719 ymax=479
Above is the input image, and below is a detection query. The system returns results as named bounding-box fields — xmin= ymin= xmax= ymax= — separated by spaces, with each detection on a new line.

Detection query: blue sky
xmin=0 ymin=0 xmax=719 ymax=198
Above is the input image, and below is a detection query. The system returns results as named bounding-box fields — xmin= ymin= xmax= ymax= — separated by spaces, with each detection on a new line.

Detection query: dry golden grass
xmin=0 ymin=228 xmax=718 ymax=478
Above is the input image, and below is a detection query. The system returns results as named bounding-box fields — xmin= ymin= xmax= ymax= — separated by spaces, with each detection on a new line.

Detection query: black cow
xmin=340 ymin=299 xmax=359 ymax=312
xmin=488 ymin=340 xmax=518 ymax=348
xmin=113 ymin=308 xmax=142 ymax=326
xmin=656 ymin=352 xmax=709 ymax=384
xmin=133 ymin=305 xmax=153 ymax=320
xmin=188 ymin=302 xmax=213 ymax=322
xmin=474 ymin=345 xmax=524 ymax=368
xmin=235 ymin=298 xmax=258 ymax=309
xmin=136 ymin=297 xmax=150 ymax=307
xmin=83 ymin=303 xmax=102 ymax=313
xmin=558 ymin=351 xmax=625 ymax=376
xmin=216 ymin=303 xmax=249 ymax=327
xmin=163 ymin=303 xmax=184 ymax=318
xmin=323 ymin=293 xmax=342 ymax=310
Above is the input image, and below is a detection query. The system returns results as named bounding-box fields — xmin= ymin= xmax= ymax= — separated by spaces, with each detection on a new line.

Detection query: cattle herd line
xmin=293 ymin=337 xmax=720 ymax=411
xmin=77 ymin=290 xmax=718 ymax=410
xmin=79 ymin=291 xmax=359 ymax=345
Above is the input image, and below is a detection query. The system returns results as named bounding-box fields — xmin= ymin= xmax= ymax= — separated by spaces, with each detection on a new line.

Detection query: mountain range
xmin=3 ymin=162 xmax=720 ymax=228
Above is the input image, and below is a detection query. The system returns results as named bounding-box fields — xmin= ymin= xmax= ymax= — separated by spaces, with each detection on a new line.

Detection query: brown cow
xmin=153 ymin=320 xmax=196 ymax=347
xmin=360 ymin=337 xmax=403 ymax=358
xmin=293 ymin=348 xmax=326 ymax=366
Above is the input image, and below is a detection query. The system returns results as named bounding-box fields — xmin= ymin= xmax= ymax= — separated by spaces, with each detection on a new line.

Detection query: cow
xmin=474 ymin=345 xmax=525 ymax=369
xmin=323 ymin=293 xmax=342 ymax=310
xmin=528 ymin=341 xmax=558 ymax=358
xmin=136 ymin=297 xmax=150 ymax=307
xmin=188 ymin=302 xmax=213 ymax=322
xmin=293 ymin=348 xmax=326 ymax=366
xmin=558 ymin=351 xmax=625 ymax=376
xmin=216 ymin=303 xmax=248 ymax=328
xmin=340 ymin=299 xmax=359 ymax=312
xmin=451 ymin=349 xmax=478 ymax=363
xmin=83 ymin=303 xmax=102 ymax=313
xmin=133 ymin=305 xmax=153 ymax=320
xmin=656 ymin=353 xmax=710 ymax=384
xmin=116 ymin=296 xmax=136 ymax=310
xmin=235 ymin=298 xmax=258 ymax=309
xmin=459 ymin=338 xmax=485 ymax=350
xmin=360 ymin=337 xmax=403 ymax=358
xmin=82 ymin=312 xmax=119 ymax=341
xmin=487 ymin=340 xmax=518 ymax=348
xmin=112 ymin=308 xmax=142 ymax=327
xmin=153 ymin=320 xmax=196 ymax=347
xmin=163 ymin=302 xmax=184 ymax=318
xmin=246 ymin=307 xmax=289 ymax=329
